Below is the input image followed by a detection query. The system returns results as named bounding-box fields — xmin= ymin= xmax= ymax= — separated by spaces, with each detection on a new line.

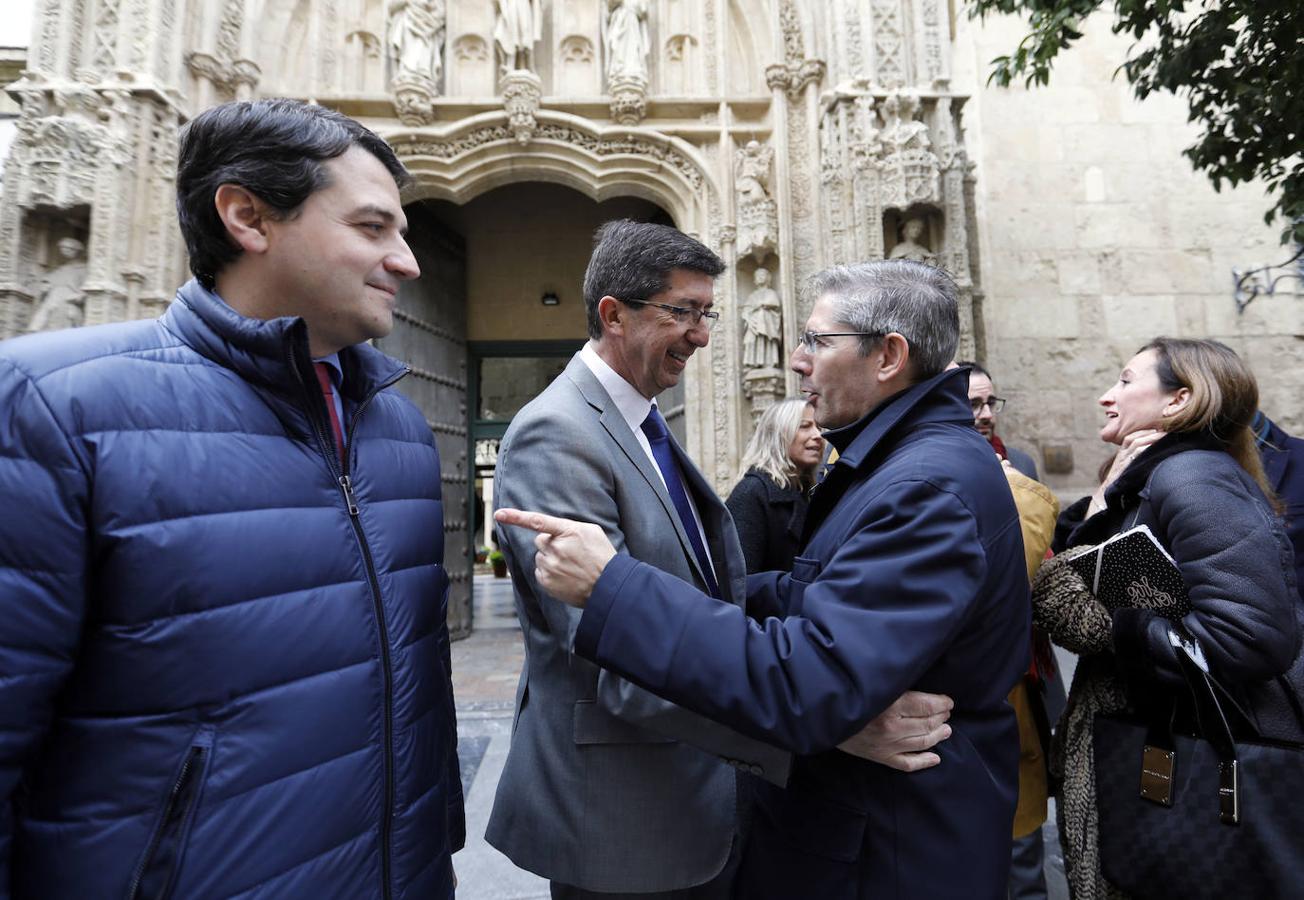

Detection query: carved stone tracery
xmin=4 ymin=0 xmax=984 ymax=499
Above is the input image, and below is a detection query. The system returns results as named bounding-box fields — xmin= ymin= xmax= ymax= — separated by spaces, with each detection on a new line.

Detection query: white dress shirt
xmin=579 ymin=342 xmax=716 ymax=581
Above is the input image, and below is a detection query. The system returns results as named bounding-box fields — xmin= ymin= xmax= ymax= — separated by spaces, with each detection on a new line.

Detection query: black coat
xmin=1056 ymin=431 xmax=1303 ymax=741
xmin=725 ymin=468 xmax=808 ymax=574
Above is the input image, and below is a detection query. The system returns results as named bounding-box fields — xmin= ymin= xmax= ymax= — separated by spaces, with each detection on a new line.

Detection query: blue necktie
xmin=640 ymin=406 xmax=720 ymax=598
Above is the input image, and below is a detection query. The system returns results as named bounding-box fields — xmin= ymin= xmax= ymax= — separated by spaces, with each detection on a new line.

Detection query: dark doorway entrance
xmin=388 ymin=182 xmax=672 ymax=638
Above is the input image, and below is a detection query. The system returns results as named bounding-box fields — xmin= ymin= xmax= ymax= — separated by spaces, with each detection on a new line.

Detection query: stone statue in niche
xmin=735 ymin=140 xmax=778 ymax=263
xmin=741 ymin=267 xmax=783 ymax=372
xmin=603 ymin=0 xmax=650 ymax=84
xmin=494 ymin=0 xmax=543 ymax=72
xmin=888 ymin=217 xmax=937 ymax=266
xmin=387 ymin=0 xmax=446 ymax=88
xmin=27 ymin=237 xmax=88 ymax=333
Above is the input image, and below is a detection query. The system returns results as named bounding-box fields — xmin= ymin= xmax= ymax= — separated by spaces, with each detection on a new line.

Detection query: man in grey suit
xmin=487 ymin=221 xmax=951 ymax=898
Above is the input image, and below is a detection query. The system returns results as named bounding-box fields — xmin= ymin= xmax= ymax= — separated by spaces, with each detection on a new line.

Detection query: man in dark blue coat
xmin=1255 ymin=412 xmax=1304 ymax=601
xmin=499 ymin=260 xmax=1030 ymax=899
xmin=0 ymin=100 xmax=462 ymax=898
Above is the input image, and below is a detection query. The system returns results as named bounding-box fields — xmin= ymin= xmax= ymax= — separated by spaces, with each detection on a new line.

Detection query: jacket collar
xmin=822 ymin=366 xmax=974 ymax=473
xmin=161 ymin=278 xmax=406 ymax=400
xmin=802 ymin=368 xmax=972 ymax=543
xmin=1104 ymin=429 xmax=1226 ymax=509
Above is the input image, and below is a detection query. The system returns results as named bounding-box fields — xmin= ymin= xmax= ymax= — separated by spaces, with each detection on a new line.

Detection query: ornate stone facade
xmin=3 ymin=0 xmax=979 ymax=495
xmin=1 ymin=0 xmax=977 ymax=488
xmin=9 ymin=1 xmax=1299 ymax=637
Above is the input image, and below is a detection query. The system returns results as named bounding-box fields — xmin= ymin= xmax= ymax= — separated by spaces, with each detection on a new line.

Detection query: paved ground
xmin=452 ymin=576 xmax=549 ymax=899
xmin=452 ymin=574 xmax=1069 ymax=900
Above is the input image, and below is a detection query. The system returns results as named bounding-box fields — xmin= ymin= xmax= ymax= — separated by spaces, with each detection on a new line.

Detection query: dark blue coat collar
xmin=162 ymin=278 xmax=406 ymax=400
xmin=823 ymin=367 xmax=974 ymax=473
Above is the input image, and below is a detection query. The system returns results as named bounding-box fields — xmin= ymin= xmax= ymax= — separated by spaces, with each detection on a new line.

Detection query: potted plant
xmin=488 ymin=548 xmax=507 ymax=578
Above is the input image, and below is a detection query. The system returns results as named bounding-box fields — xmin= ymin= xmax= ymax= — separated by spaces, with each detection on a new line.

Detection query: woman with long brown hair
xmin=1033 ymin=337 xmax=1302 ymax=899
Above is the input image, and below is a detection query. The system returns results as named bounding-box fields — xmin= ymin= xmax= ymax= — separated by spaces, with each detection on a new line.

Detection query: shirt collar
xmin=580 ymin=341 xmax=654 ymax=434
xmin=313 ymin=352 xmax=344 ymax=388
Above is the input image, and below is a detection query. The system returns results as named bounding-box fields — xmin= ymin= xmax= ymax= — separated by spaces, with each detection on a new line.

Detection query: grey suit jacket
xmin=485 ymin=353 xmax=790 ymax=893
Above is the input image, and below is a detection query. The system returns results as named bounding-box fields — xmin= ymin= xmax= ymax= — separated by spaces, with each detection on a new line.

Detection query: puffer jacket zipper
xmin=292 ymin=348 xmax=409 ymax=900
xmin=126 ymin=726 xmax=215 ymax=900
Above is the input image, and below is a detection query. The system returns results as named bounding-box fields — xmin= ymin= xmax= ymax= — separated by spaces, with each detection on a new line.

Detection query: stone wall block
xmin=1056 ymin=251 xmax=1102 ymax=295
xmin=1101 ymin=294 xmax=1178 ymax=338
xmin=1074 ymin=204 xmax=1169 ymax=250
xmin=1116 ymin=249 xmax=1213 ymax=296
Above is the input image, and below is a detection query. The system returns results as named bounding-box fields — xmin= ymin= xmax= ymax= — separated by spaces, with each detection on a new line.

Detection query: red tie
xmin=313 ymin=362 xmax=345 ymax=464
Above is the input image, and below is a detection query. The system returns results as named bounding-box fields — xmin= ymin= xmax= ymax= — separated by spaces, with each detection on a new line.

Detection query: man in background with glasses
xmin=960 ymin=359 xmax=1040 ymax=480
xmin=498 ymin=258 xmax=1030 ymax=898
xmin=487 ymin=223 xmax=951 ymax=899
xmin=955 ymin=359 xmax=1060 ymax=900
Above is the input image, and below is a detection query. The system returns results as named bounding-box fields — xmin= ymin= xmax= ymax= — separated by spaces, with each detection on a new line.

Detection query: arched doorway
xmin=375 ymin=182 xmax=672 ymax=638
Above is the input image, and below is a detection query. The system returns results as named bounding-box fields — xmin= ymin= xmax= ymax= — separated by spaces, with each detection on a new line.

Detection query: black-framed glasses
xmin=798 ymin=330 xmax=885 ymax=354
xmin=620 ymin=298 xmax=720 ymax=331
xmin=970 ymin=397 xmax=1006 ymax=414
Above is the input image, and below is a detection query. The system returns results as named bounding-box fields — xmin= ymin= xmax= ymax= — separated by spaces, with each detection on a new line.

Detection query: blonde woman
xmin=725 ymin=398 xmax=824 ymax=573
xmin=1033 ymin=337 xmax=1302 ymax=899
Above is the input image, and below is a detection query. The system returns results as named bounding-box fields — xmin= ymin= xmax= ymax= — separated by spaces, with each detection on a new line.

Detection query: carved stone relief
xmin=887 ymin=215 xmax=937 ymax=265
xmin=609 ymin=77 xmax=648 ymax=125
xmin=392 ymin=121 xmax=705 ymax=194
xmin=494 ymin=0 xmax=542 ymax=73
xmin=603 ymin=0 xmax=649 ymax=84
xmin=500 ymin=69 xmax=543 ymax=143
xmin=661 ymin=34 xmax=697 ymax=96
xmin=27 ymin=236 xmax=88 ymax=333
xmin=735 ymin=140 xmax=778 ymax=263
xmin=388 ymin=0 xmax=447 ymax=90
xmin=344 ymin=30 xmax=385 ymax=93
xmin=557 ymin=34 xmax=597 ymax=95
xmin=89 ymin=0 xmax=121 ymax=78
xmin=4 ymin=0 xmax=986 ymax=511
xmin=603 ymin=0 xmax=649 ymax=124
xmin=877 ymin=91 xmax=940 ymax=211
xmin=741 ymin=266 xmax=782 ymax=371
xmin=871 ymin=0 xmax=906 ymax=87
xmin=186 ymin=0 xmax=261 ymax=104
xmin=449 ymin=33 xmax=492 ymax=95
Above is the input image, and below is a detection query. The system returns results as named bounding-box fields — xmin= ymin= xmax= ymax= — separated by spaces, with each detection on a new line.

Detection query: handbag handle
xmin=1169 ymin=631 xmax=1241 ymax=825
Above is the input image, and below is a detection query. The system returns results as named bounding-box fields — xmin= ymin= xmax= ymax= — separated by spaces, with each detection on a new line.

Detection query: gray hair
xmin=738 ymin=398 xmax=811 ymax=489
xmin=805 ymin=260 xmax=960 ymax=379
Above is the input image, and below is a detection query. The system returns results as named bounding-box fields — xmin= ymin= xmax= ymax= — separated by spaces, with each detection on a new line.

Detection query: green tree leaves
xmin=969 ymin=0 xmax=1303 ymax=242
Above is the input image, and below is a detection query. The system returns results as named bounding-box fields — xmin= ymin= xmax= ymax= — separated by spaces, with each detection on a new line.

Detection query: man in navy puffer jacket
xmin=0 ymin=99 xmax=463 ymax=898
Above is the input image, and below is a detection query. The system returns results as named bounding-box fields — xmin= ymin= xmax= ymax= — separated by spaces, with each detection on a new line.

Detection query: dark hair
xmin=176 ymin=98 xmax=411 ymax=287
xmin=582 ymin=219 xmax=725 ymax=340
xmin=955 ymin=359 xmax=991 ymax=381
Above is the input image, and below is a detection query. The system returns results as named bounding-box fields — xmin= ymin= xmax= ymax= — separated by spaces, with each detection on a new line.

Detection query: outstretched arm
xmin=494 ymin=411 xmax=794 ymax=783
xmin=496 ymin=478 xmax=978 ymax=758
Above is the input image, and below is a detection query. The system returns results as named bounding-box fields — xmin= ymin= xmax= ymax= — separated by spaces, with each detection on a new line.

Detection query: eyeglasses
xmin=970 ymin=397 xmax=1006 ymax=414
xmin=620 ymin=298 xmax=720 ymax=331
xmin=797 ymin=330 xmax=885 ymax=354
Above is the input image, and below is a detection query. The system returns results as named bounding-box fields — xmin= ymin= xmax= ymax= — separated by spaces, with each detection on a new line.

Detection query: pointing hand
xmin=494 ymin=508 xmax=616 ymax=608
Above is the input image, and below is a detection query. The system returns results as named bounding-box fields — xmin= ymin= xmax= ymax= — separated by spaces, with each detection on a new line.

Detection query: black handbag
xmin=1093 ymin=638 xmax=1304 ymax=899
